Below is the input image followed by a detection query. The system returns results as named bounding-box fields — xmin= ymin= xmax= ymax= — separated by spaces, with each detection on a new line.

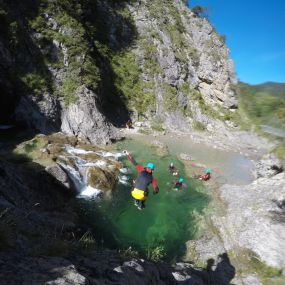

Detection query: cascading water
xmin=59 ymin=145 xmax=128 ymax=199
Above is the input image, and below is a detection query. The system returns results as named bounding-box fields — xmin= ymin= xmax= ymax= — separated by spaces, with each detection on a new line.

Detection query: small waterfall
xmin=58 ymin=145 xmax=129 ymax=199
xmin=59 ymin=163 xmax=85 ymax=191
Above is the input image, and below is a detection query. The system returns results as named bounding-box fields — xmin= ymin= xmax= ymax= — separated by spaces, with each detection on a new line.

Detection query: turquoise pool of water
xmin=78 ymin=138 xmax=209 ymax=260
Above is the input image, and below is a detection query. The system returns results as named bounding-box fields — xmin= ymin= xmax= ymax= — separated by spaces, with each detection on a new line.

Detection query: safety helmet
xmin=146 ymin=162 xmax=155 ymax=170
xmin=179 ymin=178 xmax=184 ymax=183
xmin=170 ymin=162 xmax=174 ymax=167
xmin=205 ymin=168 xmax=211 ymax=174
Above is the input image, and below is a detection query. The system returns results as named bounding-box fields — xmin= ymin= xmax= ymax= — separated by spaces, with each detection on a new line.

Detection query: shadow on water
xmin=76 ymin=139 xmax=210 ymax=262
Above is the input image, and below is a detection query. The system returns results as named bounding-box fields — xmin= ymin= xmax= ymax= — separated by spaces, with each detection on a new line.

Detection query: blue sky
xmin=187 ymin=0 xmax=285 ymax=84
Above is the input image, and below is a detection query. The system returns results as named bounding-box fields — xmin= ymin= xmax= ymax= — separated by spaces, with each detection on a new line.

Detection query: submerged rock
xmin=150 ymin=140 xmax=169 ymax=156
xmin=179 ymin=153 xmax=194 ymax=161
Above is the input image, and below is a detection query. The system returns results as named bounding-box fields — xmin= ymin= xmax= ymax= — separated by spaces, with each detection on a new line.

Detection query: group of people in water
xmin=124 ymin=150 xmax=211 ymax=210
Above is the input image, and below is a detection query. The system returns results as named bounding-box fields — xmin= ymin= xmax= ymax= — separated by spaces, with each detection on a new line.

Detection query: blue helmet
xmin=205 ymin=168 xmax=211 ymax=174
xmin=179 ymin=178 xmax=184 ymax=183
xmin=146 ymin=162 xmax=155 ymax=170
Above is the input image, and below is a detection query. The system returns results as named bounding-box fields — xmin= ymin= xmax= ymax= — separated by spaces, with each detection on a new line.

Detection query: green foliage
xmin=151 ymin=118 xmax=165 ymax=132
xmin=138 ymin=128 xmax=151 ymax=135
xmin=20 ymin=73 xmax=48 ymax=96
xmin=60 ymin=76 xmax=78 ymax=105
xmin=189 ymin=90 xmax=219 ymax=119
xmin=191 ymin=5 xmax=208 ymax=17
xmin=120 ymin=246 xmax=139 ymax=259
xmin=237 ymin=83 xmax=285 ymax=127
xmin=272 ymin=143 xmax=285 ymax=160
xmin=192 ymin=121 xmax=205 ymax=131
xmin=246 ymin=251 xmax=283 ymax=284
xmin=163 ymin=84 xmax=177 ymax=111
xmin=188 ymin=46 xmax=200 ymax=66
xmin=112 ymin=49 xmax=155 ymax=113
xmin=146 ymin=245 xmax=166 ymax=262
xmin=78 ymin=230 xmax=96 ymax=251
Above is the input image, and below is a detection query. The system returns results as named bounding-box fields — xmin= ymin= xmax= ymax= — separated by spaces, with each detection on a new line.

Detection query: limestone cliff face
xmin=0 ymin=0 xmax=237 ymax=142
xmin=128 ymin=0 xmax=237 ymax=130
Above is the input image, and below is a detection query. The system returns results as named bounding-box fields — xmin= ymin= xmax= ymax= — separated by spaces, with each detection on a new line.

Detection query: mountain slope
xmin=0 ymin=0 xmax=237 ymax=143
xmin=254 ymin=82 xmax=285 ymax=98
xmin=237 ymin=82 xmax=285 ymax=128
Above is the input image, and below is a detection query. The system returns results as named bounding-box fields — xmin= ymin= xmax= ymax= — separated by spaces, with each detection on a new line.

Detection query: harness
xmin=131 ymin=169 xmax=152 ymax=200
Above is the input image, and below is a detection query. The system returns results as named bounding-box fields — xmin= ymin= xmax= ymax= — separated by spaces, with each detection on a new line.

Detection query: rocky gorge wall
xmin=0 ymin=0 xmax=237 ymax=144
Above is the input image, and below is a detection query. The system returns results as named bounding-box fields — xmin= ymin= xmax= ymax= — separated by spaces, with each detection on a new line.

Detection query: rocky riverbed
xmin=0 ymin=128 xmax=285 ymax=285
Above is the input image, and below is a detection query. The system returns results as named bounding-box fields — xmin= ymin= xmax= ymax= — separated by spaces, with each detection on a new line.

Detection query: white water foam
xmin=95 ymin=150 xmax=125 ymax=160
xmin=78 ymin=186 xmax=102 ymax=199
xmin=61 ymin=144 xmax=130 ymax=198
xmin=65 ymin=145 xmax=94 ymax=155
xmin=118 ymin=175 xmax=130 ymax=185
xmin=119 ymin=168 xmax=129 ymax=174
xmin=59 ymin=163 xmax=85 ymax=191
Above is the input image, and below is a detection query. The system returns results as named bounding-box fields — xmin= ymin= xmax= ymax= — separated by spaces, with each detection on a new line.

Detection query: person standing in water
xmin=125 ymin=150 xmax=159 ymax=210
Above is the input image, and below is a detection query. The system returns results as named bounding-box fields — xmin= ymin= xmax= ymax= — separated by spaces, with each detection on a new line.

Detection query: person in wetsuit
xmin=168 ymin=162 xmax=178 ymax=175
xmin=197 ymin=169 xmax=211 ymax=181
xmin=125 ymin=151 xmax=159 ymax=210
xmin=174 ymin=178 xmax=184 ymax=190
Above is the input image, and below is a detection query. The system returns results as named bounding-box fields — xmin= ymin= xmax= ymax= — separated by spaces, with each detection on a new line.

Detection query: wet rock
xmin=241 ymin=274 xmax=262 ymax=285
xmin=61 ymin=86 xmax=120 ymax=145
xmin=14 ymin=93 xmax=61 ymax=134
xmin=185 ymin=235 xmax=225 ymax=263
xmin=254 ymin=153 xmax=283 ymax=178
xmin=87 ymin=166 xmax=119 ymax=195
xmin=179 ymin=153 xmax=194 ymax=161
xmin=46 ymin=164 xmax=71 ymax=189
xmin=0 ymin=254 xmax=86 ymax=285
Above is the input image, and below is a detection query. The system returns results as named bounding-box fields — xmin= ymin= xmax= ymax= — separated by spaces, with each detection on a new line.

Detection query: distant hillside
xmin=254 ymin=82 xmax=285 ymax=98
xmin=237 ymin=82 xmax=285 ymax=128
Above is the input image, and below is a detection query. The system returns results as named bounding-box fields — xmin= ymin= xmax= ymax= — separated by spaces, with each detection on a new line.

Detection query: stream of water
xmin=76 ymin=136 xmax=254 ymax=260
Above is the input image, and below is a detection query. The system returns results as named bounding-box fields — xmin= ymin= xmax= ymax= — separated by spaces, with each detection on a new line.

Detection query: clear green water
xmin=77 ymin=139 xmax=209 ymax=260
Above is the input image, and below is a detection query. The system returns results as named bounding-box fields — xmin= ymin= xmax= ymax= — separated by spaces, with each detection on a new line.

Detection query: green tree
xmin=191 ymin=5 xmax=207 ymax=17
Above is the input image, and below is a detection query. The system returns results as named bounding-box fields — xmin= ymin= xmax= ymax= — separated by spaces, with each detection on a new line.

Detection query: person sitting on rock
xmin=197 ymin=169 xmax=211 ymax=181
xmin=125 ymin=150 xmax=159 ymax=210
xmin=173 ymin=178 xmax=184 ymax=190
xmin=168 ymin=162 xmax=178 ymax=176
xmin=125 ymin=119 xmax=133 ymax=129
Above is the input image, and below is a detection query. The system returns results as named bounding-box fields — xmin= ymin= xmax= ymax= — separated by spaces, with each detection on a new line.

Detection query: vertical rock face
xmin=213 ymin=173 xmax=285 ymax=270
xmin=61 ymin=86 xmax=119 ymax=144
xmin=127 ymin=0 xmax=237 ymax=130
xmin=0 ymin=0 xmax=237 ymax=142
xmin=14 ymin=93 xmax=61 ymax=133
